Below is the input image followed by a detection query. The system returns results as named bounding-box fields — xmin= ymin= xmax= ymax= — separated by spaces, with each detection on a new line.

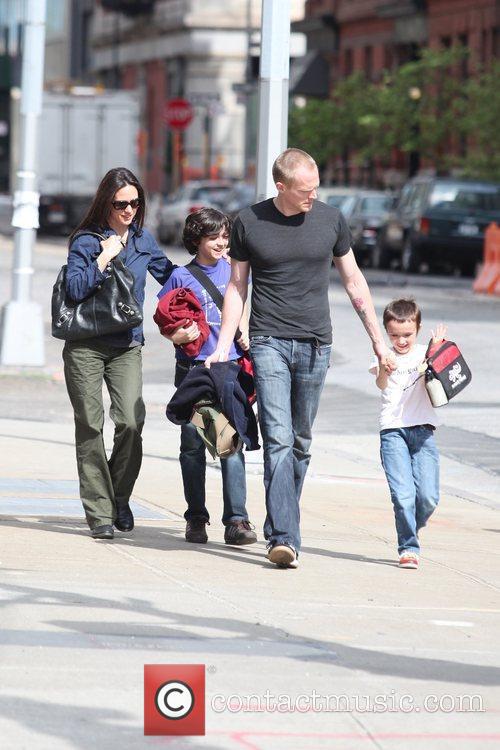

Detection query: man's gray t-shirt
xmin=229 ymin=198 xmax=351 ymax=345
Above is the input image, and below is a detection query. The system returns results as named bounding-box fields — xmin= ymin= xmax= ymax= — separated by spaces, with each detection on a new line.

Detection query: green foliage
xmin=288 ymin=46 xmax=500 ymax=182
xmin=460 ymin=62 xmax=500 ymax=180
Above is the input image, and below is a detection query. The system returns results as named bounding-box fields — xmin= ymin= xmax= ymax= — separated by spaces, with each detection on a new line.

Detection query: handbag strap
xmin=70 ymin=230 xmax=107 ymax=246
xmin=186 ymin=262 xmax=242 ymax=341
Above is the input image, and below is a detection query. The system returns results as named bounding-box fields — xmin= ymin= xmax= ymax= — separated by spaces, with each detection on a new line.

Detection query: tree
xmin=289 ymin=73 xmax=373 ymax=183
xmin=361 ymin=47 xmax=468 ymax=174
xmin=461 ymin=62 xmax=500 ymax=180
xmin=289 ymin=47 xmax=469 ymax=182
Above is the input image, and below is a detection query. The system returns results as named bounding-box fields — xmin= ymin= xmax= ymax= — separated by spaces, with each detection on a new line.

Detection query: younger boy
xmin=158 ymin=208 xmax=257 ymax=547
xmin=370 ymin=298 xmax=446 ymax=569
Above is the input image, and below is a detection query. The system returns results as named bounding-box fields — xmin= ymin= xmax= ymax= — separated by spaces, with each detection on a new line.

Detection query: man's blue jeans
xmin=250 ymin=336 xmax=331 ymax=553
xmin=380 ymin=426 xmax=440 ymax=554
xmin=175 ymin=362 xmax=248 ymax=525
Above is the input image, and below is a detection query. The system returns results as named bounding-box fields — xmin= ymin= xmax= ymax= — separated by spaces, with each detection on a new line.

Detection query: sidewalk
xmin=0 ymin=236 xmax=499 ymax=749
xmin=1 ymin=407 xmax=500 ymax=749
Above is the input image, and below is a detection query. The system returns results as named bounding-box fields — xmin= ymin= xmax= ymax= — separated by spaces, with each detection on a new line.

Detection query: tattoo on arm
xmin=351 ymin=295 xmax=380 ymax=343
xmin=353 ymin=297 xmax=367 ymax=320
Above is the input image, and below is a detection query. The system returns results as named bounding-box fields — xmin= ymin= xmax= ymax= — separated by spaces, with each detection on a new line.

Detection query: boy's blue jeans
xmin=250 ymin=336 xmax=331 ymax=553
xmin=380 ymin=425 xmax=439 ymax=555
xmin=175 ymin=361 xmax=248 ymax=525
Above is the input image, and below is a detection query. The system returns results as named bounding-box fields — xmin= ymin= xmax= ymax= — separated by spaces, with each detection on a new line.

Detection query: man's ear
xmin=275 ymin=181 xmax=286 ymax=194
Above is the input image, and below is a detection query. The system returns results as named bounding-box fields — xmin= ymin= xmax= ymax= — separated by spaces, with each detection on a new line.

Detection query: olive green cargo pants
xmin=63 ymin=340 xmax=145 ymax=529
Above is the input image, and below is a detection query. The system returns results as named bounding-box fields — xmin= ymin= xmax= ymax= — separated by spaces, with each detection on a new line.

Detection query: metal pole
xmin=0 ymin=0 xmax=46 ymax=366
xmin=244 ymin=0 xmax=253 ymax=179
xmin=255 ymin=0 xmax=290 ymax=201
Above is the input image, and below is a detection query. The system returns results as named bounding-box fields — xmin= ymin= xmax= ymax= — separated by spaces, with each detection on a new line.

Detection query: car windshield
xmin=228 ymin=184 xmax=254 ymax=202
xmin=325 ymin=194 xmax=356 ymax=214
xmin=191 ymin=186 xmax=232 ymax=203
xmin=359 ymin=195 xmax=392 ymax=214
xmin=428 ymin=184 xmax=500 ymax=212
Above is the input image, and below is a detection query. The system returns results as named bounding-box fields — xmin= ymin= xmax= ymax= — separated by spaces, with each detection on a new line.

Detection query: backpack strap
xmin=186 ymin=261 xmax=242 ymax=341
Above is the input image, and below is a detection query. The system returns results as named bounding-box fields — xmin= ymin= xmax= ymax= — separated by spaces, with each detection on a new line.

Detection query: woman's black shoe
xmin=114 ymin=504 xmax=134 ymax=532
xmin=91 ymin=524 xmax=114 ymax=540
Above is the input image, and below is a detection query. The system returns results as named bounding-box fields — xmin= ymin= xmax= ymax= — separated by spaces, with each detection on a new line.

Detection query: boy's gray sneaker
xmin=267 ymin=544 xmax=298 ymax=568
xmin=224 ymin=520 xmax=257 ymax=546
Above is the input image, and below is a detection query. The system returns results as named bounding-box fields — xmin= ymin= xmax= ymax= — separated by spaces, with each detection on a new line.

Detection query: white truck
xmin=35 ymin=90 xmax=140 ymax=234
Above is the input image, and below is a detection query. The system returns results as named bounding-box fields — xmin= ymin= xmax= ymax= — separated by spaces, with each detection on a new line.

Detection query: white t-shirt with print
xmin=369 ymin=343 xmax=440 ymax=431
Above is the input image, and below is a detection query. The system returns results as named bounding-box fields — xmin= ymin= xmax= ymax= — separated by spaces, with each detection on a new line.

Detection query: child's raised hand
xmin=431 ymin=324 xmax=447 ymax=344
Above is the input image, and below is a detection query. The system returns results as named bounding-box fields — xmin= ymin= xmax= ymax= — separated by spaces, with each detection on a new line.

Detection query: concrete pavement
xmin=0 ymin=234 xmax=499 ymax=749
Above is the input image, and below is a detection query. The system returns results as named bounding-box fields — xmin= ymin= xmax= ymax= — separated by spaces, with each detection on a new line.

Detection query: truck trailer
xmin=36 ymin=90 xmax=140 ymax=234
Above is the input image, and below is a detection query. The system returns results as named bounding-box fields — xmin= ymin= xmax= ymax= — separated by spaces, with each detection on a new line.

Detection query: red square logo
xmin=144 ymin=664 xmax=205 ymax=736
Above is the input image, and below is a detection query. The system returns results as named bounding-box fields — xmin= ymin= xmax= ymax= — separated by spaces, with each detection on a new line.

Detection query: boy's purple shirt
xmin=158 ymin=258 xmax=242 ymax=361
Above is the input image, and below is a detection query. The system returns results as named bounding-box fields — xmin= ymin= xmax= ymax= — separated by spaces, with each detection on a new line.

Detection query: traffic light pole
xmin=255 ymin=0 xmax=290 ymax=201
xmin=0 ymin=0 xmax=46 ymax=366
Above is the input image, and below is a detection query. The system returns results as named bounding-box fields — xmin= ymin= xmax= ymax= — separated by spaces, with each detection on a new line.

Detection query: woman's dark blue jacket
xmin=65 ymin=224 xmax=175 ymax=348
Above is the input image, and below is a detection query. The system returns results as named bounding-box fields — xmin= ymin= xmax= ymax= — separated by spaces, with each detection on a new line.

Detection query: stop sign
xmin=163 ymin=98 xmax=194 ymax=130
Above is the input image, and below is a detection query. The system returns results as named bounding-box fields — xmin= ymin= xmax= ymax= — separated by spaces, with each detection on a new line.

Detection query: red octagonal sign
xmin=163 ymin=98 xmax=194 ymax=130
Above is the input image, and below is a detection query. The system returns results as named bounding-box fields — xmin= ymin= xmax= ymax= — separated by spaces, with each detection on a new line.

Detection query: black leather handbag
xmin=51 ymin=232 xmax=143 ymax=341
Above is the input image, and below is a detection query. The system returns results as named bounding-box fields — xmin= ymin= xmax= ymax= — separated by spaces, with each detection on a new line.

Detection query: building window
xmin=441 ymin=36 xmax=452 ymax=49
xmin=481 ymin=30 xmax=488 ymax=67
xmin=493 ymin=27 xmax=500 ymax=58
xmin=344 ymin=47 xmax=353 ymax=76
xmin=384 ymin=46 xmax=393 ymax=72
xmin=364 ymin=46 xmax=373 ymax=79
xmin=458 ymin=33 xmax=468 ymax=78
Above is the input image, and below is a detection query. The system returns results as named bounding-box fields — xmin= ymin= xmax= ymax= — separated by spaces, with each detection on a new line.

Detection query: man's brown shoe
xmin=185 ymin=516 xmax=209 ymax=543
xmin=224 ymin=520 xmax=257 ymax=546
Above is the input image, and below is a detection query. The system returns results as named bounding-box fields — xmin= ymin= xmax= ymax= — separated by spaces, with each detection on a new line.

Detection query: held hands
xmin=431 ymin=323 xmax=447 ymax=344
xmin=373 ymin=340 xmax=397 ymax=374
xmin=165 ymin=321 xmax=200 ymax=345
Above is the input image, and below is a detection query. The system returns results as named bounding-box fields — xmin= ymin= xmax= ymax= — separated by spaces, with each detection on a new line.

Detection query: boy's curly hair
xmin=383 ymin=298 xmax=422 ymax=330
xmin=182 ymin=207 xmax=232 ymax=255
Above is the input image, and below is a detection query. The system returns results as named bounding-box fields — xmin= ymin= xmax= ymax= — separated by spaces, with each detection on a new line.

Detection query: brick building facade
xmin=297 ymin=0 xmax=500 ymax=182
xmin=303 ymin=0 xmax=499 ymax=81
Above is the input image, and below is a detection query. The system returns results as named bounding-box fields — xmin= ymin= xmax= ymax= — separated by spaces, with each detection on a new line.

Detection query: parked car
xmin=316 ymin=187 xmax=393 ymax=265
xmin=374 ymin=176 xmax=500 ymax=275
xmin=316 ymin=186 xmax=364 ymax=250
xmin=157 ymin=180 xmax=233 ymax=244
xmin=224 ymin=182 xmax=255 ymax=219
xmin=348 ymin=191 xmax=394 ymax=266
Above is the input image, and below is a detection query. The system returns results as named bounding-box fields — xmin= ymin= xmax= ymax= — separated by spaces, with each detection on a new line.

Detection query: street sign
xmin=163 ymin=98 xmax=194 ymax=130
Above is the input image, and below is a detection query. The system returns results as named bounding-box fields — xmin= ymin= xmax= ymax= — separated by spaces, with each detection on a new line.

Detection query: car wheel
xmin=401 ymin=237 xmax=420 ymax=274
xmin=371 ymin=239 xmax=391 ymax=270
xmin=460 ymin=260 xmax=478 ymax=278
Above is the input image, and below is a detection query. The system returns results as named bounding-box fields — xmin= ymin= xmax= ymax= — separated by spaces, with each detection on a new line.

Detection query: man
xmin=205 ymin=148 xmax=392 ymax=568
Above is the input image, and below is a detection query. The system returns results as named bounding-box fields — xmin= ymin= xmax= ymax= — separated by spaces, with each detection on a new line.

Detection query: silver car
xmin=157 ymin=180 xmax=233 ymax=245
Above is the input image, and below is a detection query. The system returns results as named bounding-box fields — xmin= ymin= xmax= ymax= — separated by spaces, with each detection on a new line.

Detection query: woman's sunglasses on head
xmin=112 ymin=198 xmax=141 ymax=211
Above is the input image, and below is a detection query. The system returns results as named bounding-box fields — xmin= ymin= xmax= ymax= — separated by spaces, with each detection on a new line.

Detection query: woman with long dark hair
xmin=63 ymin=167 xmax=175 ymax=540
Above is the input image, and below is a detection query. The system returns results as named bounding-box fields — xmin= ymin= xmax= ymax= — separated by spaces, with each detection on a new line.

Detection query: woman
xmin=63 ymin=167 xmax=175 ymax=540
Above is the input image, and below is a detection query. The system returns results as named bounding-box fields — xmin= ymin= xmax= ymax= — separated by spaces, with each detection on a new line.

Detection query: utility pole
xmin=255 ymin=0 xmax=290 ymax=201
xmin=0 ymin=0 xmax=46 ymax=367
